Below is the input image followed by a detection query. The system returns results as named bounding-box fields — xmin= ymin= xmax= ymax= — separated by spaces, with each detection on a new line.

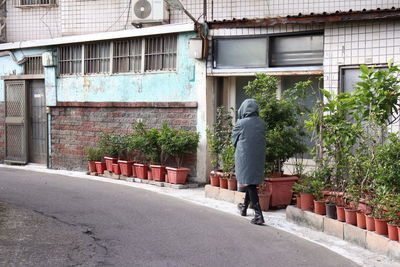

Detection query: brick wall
xmin=50 ymin=104 xmax=198 ymax=178
xmin=0 ymin=102 xmax=4 ymax=162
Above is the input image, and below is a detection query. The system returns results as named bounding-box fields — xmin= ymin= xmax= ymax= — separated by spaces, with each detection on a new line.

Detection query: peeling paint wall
xmin=56 ymin=33 xmax=199 ymax=103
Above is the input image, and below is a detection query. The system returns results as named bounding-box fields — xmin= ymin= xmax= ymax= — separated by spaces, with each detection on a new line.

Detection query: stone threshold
xmin=286 ymin=205 xmax=400 ymax=261
xmin=205 ymin=185 xmax=245 ymax=204
xmin=88 ymin=171 xmax=199 ymax=189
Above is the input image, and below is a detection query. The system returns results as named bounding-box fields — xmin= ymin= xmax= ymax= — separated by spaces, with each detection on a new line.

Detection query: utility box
xmin=42 ymin=52 xmax=55 ymax=67
xmin=188 ymin=38 xmax=203 ymax=59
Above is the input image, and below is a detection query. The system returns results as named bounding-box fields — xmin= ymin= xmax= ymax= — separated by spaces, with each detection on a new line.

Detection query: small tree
xmin=84 ymin=147 xmax=103 ymax=162
xmin=98 ymin=132 xmax=124 ymax=158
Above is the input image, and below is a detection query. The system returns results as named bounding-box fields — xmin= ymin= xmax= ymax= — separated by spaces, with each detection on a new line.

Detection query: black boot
xmin=237 ymin=191 xmax=250 ymax=216
xmin=250 ymin=202 xmax=265 ymax=225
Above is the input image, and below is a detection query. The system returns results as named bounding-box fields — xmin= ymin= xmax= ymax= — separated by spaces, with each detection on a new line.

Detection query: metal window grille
xmin=145 ymin=35 xmax=177 ymax=72
xmin=59 ymin=45 xmax=82 ymax=75
xmin=19 ymin=0 xmax=56 ymax=5
xmin=84 ymin=42 xmax=111 ymax=74
xmin=24 ymin=56 xmax=44 ymax=75
xmin=113 ymin=39 xmax=142 ymax=73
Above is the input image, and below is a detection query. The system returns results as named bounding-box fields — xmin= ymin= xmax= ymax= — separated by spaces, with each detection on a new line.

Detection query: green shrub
xmin=98 ymin=132 xmax=124 ymax=158
xmin=84 ymin=147 xmax=102 ymax=162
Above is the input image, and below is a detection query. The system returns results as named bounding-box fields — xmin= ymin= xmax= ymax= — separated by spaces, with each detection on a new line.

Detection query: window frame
xmin=15 ymin=0 xmax=57 ymax=7
xmin=212 ymin=31 xmax=324 ymax=69
xmin=58 ymin=34 xmax=178 ymax=77
xmin=339 ymin=64 xmax=388 ymax=94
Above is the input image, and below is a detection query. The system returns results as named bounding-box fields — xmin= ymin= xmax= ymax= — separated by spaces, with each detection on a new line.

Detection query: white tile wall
xmin=5 ymin=0 xmax=400 ymax=42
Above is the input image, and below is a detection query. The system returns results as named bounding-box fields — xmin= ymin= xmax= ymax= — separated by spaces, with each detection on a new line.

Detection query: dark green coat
xmin=232 ymin=99 xmax=266 ymax=185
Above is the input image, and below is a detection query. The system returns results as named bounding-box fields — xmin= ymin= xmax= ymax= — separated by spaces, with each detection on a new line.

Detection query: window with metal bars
xmin=84 ymin=42 xmax=111 ymax=74
xmin=145 ymin=35 xmax=177 ymax=72
xmin=24 ymin=56 xmax=44 ymax=75
xmin=58 ymin=34 xmax=177 ymax=76
xmin=59 ymin=45 xmax=82 ymax=75
xmin=113 ymin=39 xmax=142 ymax=73
xmin=18 ymin=0 xmax=56 ymax=5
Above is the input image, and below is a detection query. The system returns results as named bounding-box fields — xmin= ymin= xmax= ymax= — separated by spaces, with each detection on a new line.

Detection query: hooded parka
xmin=232 ymin=99 xmax=266 ymax=185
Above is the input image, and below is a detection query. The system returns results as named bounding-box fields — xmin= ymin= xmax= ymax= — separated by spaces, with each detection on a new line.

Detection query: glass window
xmin=113 ymin=39 xmax=142 ymax=73
xmin=84 ymin=42 xmax=111 ymax=74
xmin=59 ymin=45 xmax=82 ymax=75
xmin=270 ymin=34 xmax=324 ymax=67
xmin=145 ymin=35 xmax=177 ymax=72
xmin=215 ymin=38 xmax=268 ymax=68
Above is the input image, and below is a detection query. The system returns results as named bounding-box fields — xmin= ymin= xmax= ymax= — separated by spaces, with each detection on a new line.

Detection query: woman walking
xmin=232 ymin=99 xmax=266 ymax=225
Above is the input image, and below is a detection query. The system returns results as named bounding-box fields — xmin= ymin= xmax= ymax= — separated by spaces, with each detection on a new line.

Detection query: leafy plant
xmin=206 ymin=106 xmax=233 ymax=170
xmin=383 ymin=193 xmax=400 ymax=225
xmin=244 ymin=73 xmax=312 ymax=174
xmin=158 ymin=124 xmax=200 ymax=168
xmin=98 ymin=132 xmax=124 ymax=158
xmin=292 ymin=171 xmax=326 ymax=200
xmin=221 ymin=144 xmax=235 ymax=178
xmin=84 ymin=147 xmax=103 ymax=162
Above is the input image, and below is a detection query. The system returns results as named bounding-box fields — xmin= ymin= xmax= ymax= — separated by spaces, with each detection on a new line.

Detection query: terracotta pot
xmin=258 ymin=192 xmax=271 ymax=211
xmin=118 ymin=160 xmax=134 ymax=177
xmin=300 ymin=193 xmax=314 ymax=211
xmin=104 ymin=157 xmax=118 ymax=172
xmin=151 ymin=165 xmax=166 ymax=182
xmin=165 ymin=173 xmax=169 ymax=183
xmin=345 ymin=209 xmax=357 ymax=225
xmin=227 ymin=177 xmax=237 ymax=191
xmin=314 ymin=200 xmax=326 ymax=215
xmin=209 ymin=172 xmax=220 ymax=187
xmin=356 ymin=211 xmax=366 ymax=229
xmin=388 ymin=224 xmax=399 ymax=241
xmin=325 ymin=203 xmax=337 ymax=219
xmin=88 ymin=161 xmax=97 ymax=172
xmin=95 ymin=161 xmax=106 ymax=174
xmin=219 ymin=178 xmax=228 ymax=189
xmin=266 ymin=176 xmax=298 ymax=207
xmin=336 ymin=206 xmax=345 ymax=222
xmin=296 ymin=195 xmax=301 ymax=209
xmin=166 ymin=167 xmax=189 ymax=184
xmin=397 ymin=226 xmax=400 ymax=241
xmin=131 ymin=165 xmax=137 ymax=178
xmin=147 ymin=170 xmax=153 ymax=180
xmin=112 ymin=163 xmax=121 ymax=175
xmin=374 ymin=218 xmax=388 ymax=236
xmin=365 ymin=214 xmax=375 ymax=231
xmin=134 ymin=163 xmax=148 ymax=179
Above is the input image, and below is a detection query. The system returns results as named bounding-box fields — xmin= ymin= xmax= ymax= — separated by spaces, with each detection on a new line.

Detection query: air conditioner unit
xmin=132 ymin=0 xmax=169 ymax=24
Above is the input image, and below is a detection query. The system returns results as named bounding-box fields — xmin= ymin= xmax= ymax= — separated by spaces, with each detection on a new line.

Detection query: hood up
xmin=237 ymin=98 xmax=259 ymax=119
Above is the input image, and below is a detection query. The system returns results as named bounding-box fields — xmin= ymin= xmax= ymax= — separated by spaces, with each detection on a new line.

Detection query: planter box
xmin=227 ymin=177 xmax=237 ymax=191
xmin=104 ymin=157 xmax=118 ymax=172
xmin=87 ymin=161 xmax=97 ymax=172
xmin=166 ymin=167 xmax=189 ymax=184
xmin=150 ymin=165 xmax=166 ymax=182
xmin=209 ymin=171 xmax=220 ymax=187
xmin=259 ymin=192 xmax=271 ymax=211
xmin=95 ymin=161 xmax=106 ymax=174
xmin=134 ymin=163 xmax=148 ymax=179
xmin=112 ymin=163 xmax=121 ymax=175
xmin=266 ymin=176 xmax=298 ymax=207
xmin=118 ymin=160 xmax=134 ymax=177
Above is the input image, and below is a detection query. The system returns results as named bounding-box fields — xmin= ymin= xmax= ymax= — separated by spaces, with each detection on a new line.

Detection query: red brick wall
xmin=50 ymin=103 xmax=198 ymax=177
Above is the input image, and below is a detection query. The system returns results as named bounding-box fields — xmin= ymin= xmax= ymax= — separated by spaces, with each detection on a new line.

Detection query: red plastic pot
xmin=147 ymin=170 xmax=153 ymax=180
xmin=118 ymin=160 xmax=134 ymax=176
xmin=95 ymin=161 xmax=106 ymax=174
xmin=374 ymin=218 xmax=388 ymax=236
xmin=134 ymin=163 xmax=148 ymax=179
xmin=112 ymin=163 xmax=121 ymax=175
xmin=87 ymin=161 xmax=97 ymax=172
xmin=151 ymin=165 xmax=166 ymax=182
xmin=345 ymin=209 xmax=357 ymax=225
xmin=210 ymin=172 xmax=220 ymax=187
xmin=258 ymin=192 xmax=271 ymax=211
xmin=356 ymin=211 xmax=366 ymax=229
xmin=166 ymin=167 xmax=189 ymax=184
xmin=365 ymin=214 xmax=375 ymax=231
xmin=227 ymin=177 xmax=237 ymax=191
xmin=336 ymin=206 xmax=345 ymax=222
xmin=219 ymin=178 xmax=228 ymax=189
xmin=104 ymin=157 xmax=118 ymax=172
xmin=388 ymin=224 xmax=399 ymax=241
xmin=314 ymin=200 xmax=326 ymax=215
xmin=296 ymin=195 xmax=301 ymax=209
xmin=266 ymin=176 xmax=298 ymax=207
xmin=300 ymin=193 xmax=314 ymax=211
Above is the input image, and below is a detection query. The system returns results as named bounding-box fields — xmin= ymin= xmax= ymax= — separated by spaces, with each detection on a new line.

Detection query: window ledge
xmin=207 ymin=66 xmax=323 ymax=76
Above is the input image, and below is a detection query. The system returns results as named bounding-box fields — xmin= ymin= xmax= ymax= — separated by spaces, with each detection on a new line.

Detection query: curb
xmin=286 ymin=205 xmax=400 ymax=261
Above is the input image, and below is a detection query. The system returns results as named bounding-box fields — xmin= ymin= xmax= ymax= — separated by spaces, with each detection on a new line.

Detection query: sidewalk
xmin=1 ymin=164 xmax=399 ymax=267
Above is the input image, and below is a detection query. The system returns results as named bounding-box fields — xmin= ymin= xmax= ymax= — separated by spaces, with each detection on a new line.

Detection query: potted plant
xmin=384 ymin=193 xmax=400 ymax=241
xmin=292 ymin=175 xmax=314 ymax=212
xmin=244 ymin=74 xmax=312 ymax=207
xmin=149 ymin=125 xmax=170 ymax=182
xmin=128 ymin=122 xmax=151 ymax=179
xmin=84 ymin=147 xmax=102 ymax=173
xmin=159 ymin=124 xmax=200 ymax=184
xmin=206 ymin=106 xmax=234 ymax=187
xmin=257 ymin=182 xmax=271 ymax=211
xmin=99 ymin=132 xmax=123 ymax=172
xmin=221 ymin=144 xmax=236 ymax=191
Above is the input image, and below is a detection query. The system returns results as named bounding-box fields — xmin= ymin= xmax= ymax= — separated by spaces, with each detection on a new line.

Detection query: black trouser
xmin=244 ymin=184 xmax=259 ymax=207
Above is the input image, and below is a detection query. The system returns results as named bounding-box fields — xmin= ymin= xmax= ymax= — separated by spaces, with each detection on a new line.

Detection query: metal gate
xmin=4 ymin=80 xmax=28 ymax=164
xmin=29 ymin=80 xmax=47 ymax=164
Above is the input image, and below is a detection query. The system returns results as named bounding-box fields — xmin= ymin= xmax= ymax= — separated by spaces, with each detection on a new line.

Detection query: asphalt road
xmin=0 ymin=167 xmax=360 ymax=267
